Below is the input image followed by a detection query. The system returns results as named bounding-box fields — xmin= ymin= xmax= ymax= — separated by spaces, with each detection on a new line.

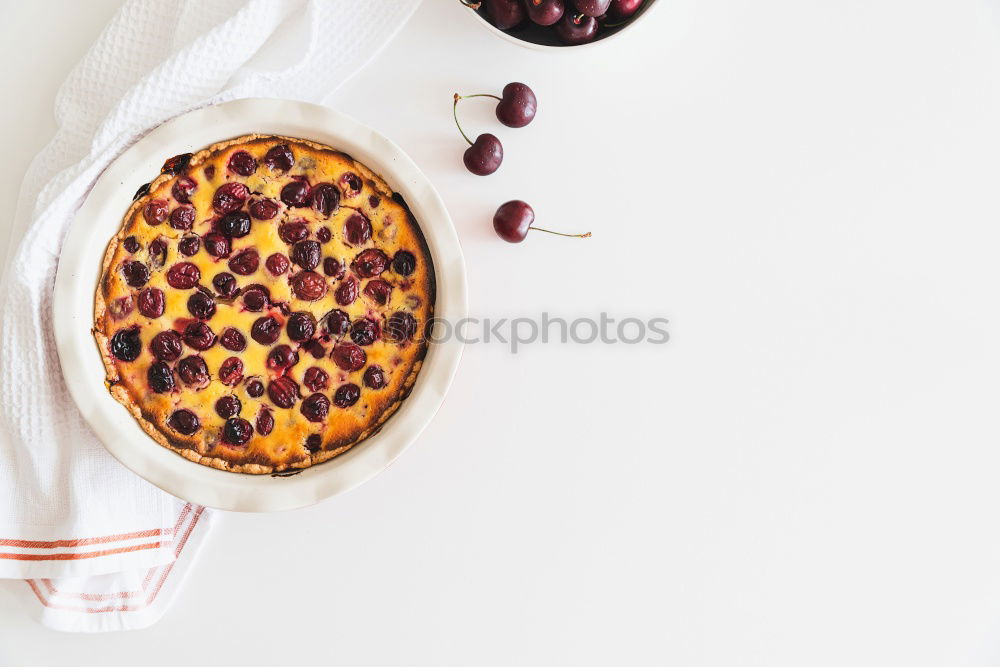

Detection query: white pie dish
xmin=53 ymin=98 xmax=467 ymax=512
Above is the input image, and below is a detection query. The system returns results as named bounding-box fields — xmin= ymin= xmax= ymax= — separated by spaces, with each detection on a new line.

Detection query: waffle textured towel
xmin=0 ymin=0 xmax=420 ymax=632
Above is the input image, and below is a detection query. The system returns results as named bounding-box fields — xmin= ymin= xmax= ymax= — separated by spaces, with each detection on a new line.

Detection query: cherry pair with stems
xmin=453 ymin=83 xmax=591 ymax=243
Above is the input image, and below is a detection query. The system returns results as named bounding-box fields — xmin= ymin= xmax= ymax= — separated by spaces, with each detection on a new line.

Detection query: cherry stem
xmin=453 ymin=93 xmax=504 ymax=146
xmin=460 ymin=93 xmax=503 ymax=102
xmin=529 ymin=226 xmax=592 ymax=239
xmin=453 ymin=93 xmax=474 ymax=146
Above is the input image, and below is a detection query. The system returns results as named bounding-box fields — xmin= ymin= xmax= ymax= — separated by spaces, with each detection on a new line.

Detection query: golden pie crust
xmin=94 ymin=134 xmax=435 ymax=474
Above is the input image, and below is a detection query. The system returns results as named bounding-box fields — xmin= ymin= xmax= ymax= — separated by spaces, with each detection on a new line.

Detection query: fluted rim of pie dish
xmin=53 ymin=98 xmax=467 ymax=512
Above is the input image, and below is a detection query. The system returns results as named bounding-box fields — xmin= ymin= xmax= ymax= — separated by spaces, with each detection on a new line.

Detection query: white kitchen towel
xmin=0 ymin=0 xmax=421 ymax=632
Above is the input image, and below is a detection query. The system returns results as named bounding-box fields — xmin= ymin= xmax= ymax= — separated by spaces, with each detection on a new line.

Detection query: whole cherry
xmin=453 ymin=94 xmax=503 ymax=176
xmin=556 ymin=12 xmax=599 ymax=44
xmin=496 ymin=82 xmax=537 ymax=128
xmin=525 ymin=0 xmax=565 ymax=25
xmin=456 ymin=82 xmax=537 ymax=129
xmin=607 ymin=0 xmax=644 ymax=20
xmin=465 ymin=135 xmax=503 ymax=176
xmin=573 ymin=0 xmax=611 ymax=16
xmin=493 ymin=200 xmax=591 ymax=243
xmin=485 ymin=0 xmax=525 ymax=29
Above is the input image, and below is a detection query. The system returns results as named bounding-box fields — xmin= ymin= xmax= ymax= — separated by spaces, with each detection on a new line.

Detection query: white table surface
xmin=4 ymin=0 xmax=1000 ymax=664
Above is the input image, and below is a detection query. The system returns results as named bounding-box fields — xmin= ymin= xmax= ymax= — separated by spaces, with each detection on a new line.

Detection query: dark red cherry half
xmin=323 ymin=257 xmax=343 ymax=277
xmin=222 ymin=418 xmax=253 ymax=446
xmin=172 ymin=177 xmax=197 ymax=204
xmin=340 ymin=172 xmax=362 ymax=197
xmin=147 ymin=361 xmax=175 ymax=393
xmin=266 ymin=344 xmax=299 ymax=372
xmin=212 ymin=272 xmax=239 ymax=298
xmin=166 ymin=262 xmax=201 ymax=289
xmin=332 ymin=342 xmax=366 ymax=371
xmin=268 ymin=376 xmax=300 ymax=409
xmin=150 ymin=331 xmax=182 ymax=361
xmin=143 ymin=199 xmax=169 ymax=225
xmin=178 ymin=235 xmax=201 ymax=256
xmin=218 ymin=358 xmax=244 ymax=386
xmin=219 ymin=210 xmax=251 ymax=238
xmin=264 ymin=144 xmax=294 ymax=172
xmin=122 ymin=261 xmax=149 ymax=288
xmin=212 ymin=182 xmax=249 ymax=214
xmin=305 ymin=340 xmax=326 ymax=359
xmin=323 ymin=309 xmax=351 ymax=336
xmin=203 ymin=232 xmax=231 ymax=258
xmin=148 ymin=238 xmax=167 ymax=267
xmin=168 ymin=410 xmax=200 ymax=436
xmin=343 ymin=213 xmax=371 ymax=246
xmin=291 ymin=271 xmax=327 ymax=301
xmin=311 ymin=183 xmax=340 ymax=217
xmin=363 ymin=279 xmax=392 ymax=306
xmin=280 ymin=181 xmax=311 ymax=208
xmin=256 ymin=409 xmax=275 ymax=436
xmin=220 ymin=327 xmax=247 ymax=351
xmin=291 ymin=241 xmax=321 ymax=271
xmin=265 ymin=253 xmax=289 ymax=276
xmin=137 ymin=287 xmax=165 ymax=318
xmin=392 ymin=251 xmax=416 ymax=276
xmin=352 ymin=248 xmax=388 ymax=278
xmin=251 ymin=316 xmax=281 ymax=345
xmin=182 ymin=322 xmax=216 ymax=350
xmin=279 ymin=222 xmax=309 ymax=244
xmin=300 ymin=393 xmax=330 ymax=423
xmin=187 ymin=290 xmax=217 ymax=320
xmin=109 ymin=295 xmax=134 ymax=319
xmin=303 ymin=367 xmax=330 ymax=392
xmin=334 ymin=275 xmax=358 ymax=306
xmin=249 ymin=198 xmax=280 ymax=220
xmin=169 ymin=205 xmax=195 ymax=231
xmin=363 ymin=365 xmax=387 ymax=389
xmin=215 ymin=394 xmax=242 ymax=417
xmin=350 ymin=318 xmax=380 ymax=346
xmin=228 ymin=248 xmax=260 ymax=276
xmin=286 ymin=312 xmax=316 ymax=342
xmin=110 ymin=327 xmax=142 ymax=361
xmin=386 ymin=312 xmax=418 ymax=343
xmin=177 ymin=355 xmax=209 ymax=386
xmin=242 ymin=285 xmax=269 ymax=311
xmin=333 ymin=383 xmax=361 ymax=408
xmin=228 ymin=151 xmax=257 ymax=176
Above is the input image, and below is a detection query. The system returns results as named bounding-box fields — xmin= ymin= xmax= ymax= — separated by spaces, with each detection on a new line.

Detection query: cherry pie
xmin=94 ymin=134 xmax=434 ymax=474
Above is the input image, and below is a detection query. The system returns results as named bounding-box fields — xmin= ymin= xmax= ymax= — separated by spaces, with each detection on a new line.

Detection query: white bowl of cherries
xmin=461 ymin=0 xmax=657 ymax=50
